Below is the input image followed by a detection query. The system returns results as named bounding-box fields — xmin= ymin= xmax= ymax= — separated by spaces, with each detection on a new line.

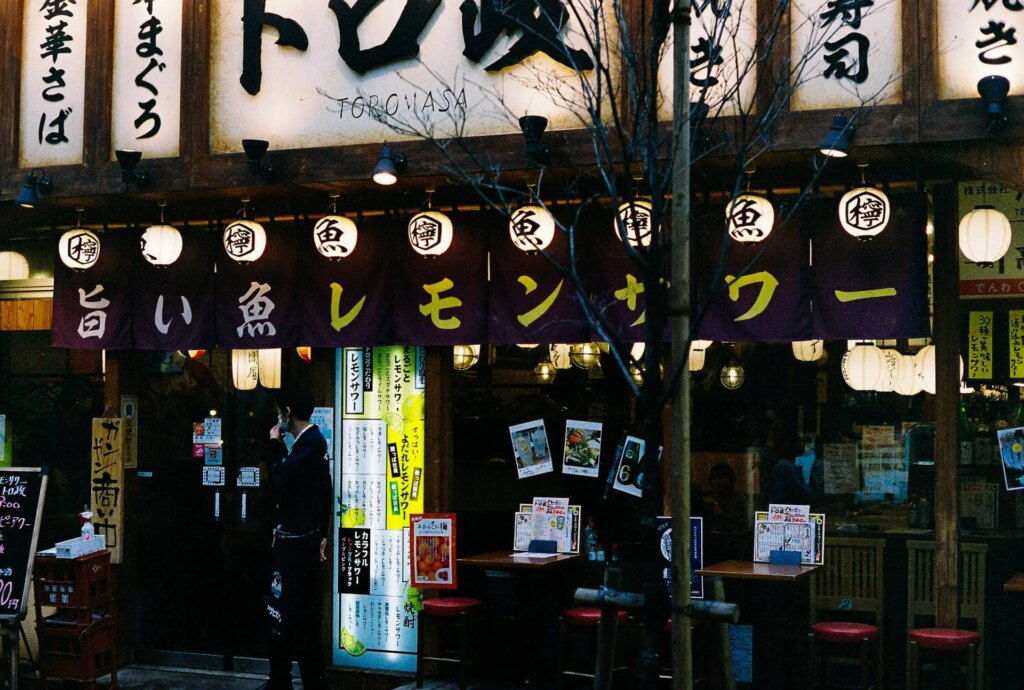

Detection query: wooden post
xmin=932 ymin=183 xmax=960 ymax=628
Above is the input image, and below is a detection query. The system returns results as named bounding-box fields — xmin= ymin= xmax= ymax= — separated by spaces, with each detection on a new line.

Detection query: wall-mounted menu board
xmin=0 ymin=468 xmax=47 ymax=621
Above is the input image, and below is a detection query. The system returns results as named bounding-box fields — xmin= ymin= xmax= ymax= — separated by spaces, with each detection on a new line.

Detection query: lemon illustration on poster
xmin=509 ymin=419 xmax=553 ymax=478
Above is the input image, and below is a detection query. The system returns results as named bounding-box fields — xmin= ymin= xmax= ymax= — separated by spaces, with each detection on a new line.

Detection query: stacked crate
xmin=33 ymin=550 xmax=117 ymax=690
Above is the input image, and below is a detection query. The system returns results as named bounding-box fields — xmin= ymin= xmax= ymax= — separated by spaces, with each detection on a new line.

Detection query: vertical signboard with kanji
xmin=940 ymin=2 xmax=1024 ymax=100
xmin=91 ymin=418 xmax=125 ymax=564
xmin=969 ymin=311 xmax=994 ymax=380
xmin=333 ymin=347 xmax=424 ymax=671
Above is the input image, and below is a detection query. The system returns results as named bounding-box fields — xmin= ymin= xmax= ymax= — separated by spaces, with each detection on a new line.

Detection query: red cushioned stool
xmin=907 ymin=628 xmax=981 ymax=690
xmin=416 ymin=597 xmax=481 ymax=690
xmin=557 ymin=607 xmax=630 ymax=689
xmin=809 ymin=621 xmax=880 ymax=689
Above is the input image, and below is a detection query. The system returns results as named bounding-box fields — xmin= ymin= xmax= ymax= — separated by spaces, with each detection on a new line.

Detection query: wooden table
xmin=697 ymin=559 xmax=820 ymax=582
xmin=1005 ymin=571 xmax=1024 ymax=592
xmin=697 ymin=560 xmax=819 ymax=689
xmin=458 ymin=549 xmax=582 ymax=569
xmin=458 ymin=550 xmax=583 ymax=681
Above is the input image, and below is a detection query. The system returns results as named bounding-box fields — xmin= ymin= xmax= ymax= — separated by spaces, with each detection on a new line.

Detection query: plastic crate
xmin=33 ymin=551 xmax=112 ymax=619
xmin=37 ymin=615 xmax=115 ymax=682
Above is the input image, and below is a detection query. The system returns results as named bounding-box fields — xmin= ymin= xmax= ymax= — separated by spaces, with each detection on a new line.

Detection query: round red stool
xmin=557 ymin=607 xmax=630 ymax=689
xmin=416 ymin=597 xmax=482 ymax=690
xmin=809 ymin=622 xmax=880 ymax=689
xmin=907 ymin=628 xmax=982 ymax=690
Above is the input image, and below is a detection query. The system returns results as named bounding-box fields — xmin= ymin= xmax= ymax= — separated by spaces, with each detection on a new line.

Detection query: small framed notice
xmin=410 ymin=514 xmax=457 ymax=589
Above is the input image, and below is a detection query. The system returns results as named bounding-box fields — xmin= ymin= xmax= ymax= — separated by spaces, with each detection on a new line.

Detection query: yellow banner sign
xmin=968 ymin=311 xmax=994 ymax=380
xmin=1011 ymin=311 xmax=1024 ymax=380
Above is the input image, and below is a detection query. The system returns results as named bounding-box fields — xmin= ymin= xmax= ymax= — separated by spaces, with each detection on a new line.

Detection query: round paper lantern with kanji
xmin=509 ymin=205 xmax=555 ymax=252
xmin=408 ymin=210 xmax=453 ymax=257
xmin=223 ymin=220 xmax=267 ymax=263
xmin=0 ymin=252 xmax=29 ymax=280
xmin=59 ymin=228 xmax=101 ymax=269
xmin=616 ymin=201 xmax=654 ymax=247
xmin=959 ymin=205 xmax=1012 ymax=266
xmin=258 ymin=349 xmax=281 ymax=389
xmin=550 ymin=343 xmax=572 ymax=370
xmin=140 ymin=224 xmax=183 ymax=266
xmin=313 ymin=215 xmax=358 ymax=259
xmin=231 ymin=349 xmax=259 ymax=391
xmin=839 ymin=187 xmax=890 ymax=239
xmin=726 ymin=194 xmax=774 ymax=244
xmin=792 ymin=340 xmax=824 ymax=362
xmin=875 ymin=349 xmax=901 ymax=392
xmin=842 ymin=343 xmax=883 ymax=391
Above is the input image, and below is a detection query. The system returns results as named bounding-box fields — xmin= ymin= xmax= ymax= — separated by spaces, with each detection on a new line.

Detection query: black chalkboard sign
xmin=0 ymin=468 xmax=47 ymax=621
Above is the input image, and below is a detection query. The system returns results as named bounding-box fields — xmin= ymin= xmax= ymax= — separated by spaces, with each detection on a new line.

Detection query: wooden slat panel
xmin=0 ymin=0 xmax=25 ymax=171
xmin=84 ymin=0 xmax=115 ymax=168
xmin=0 ymin=299 xmax=52 ymax=331
xmin=181 ymin=0 xmax=211 ymax=163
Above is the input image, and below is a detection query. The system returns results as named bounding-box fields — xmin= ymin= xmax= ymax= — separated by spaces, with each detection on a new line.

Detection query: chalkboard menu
xmin=0 ymin=468 xmax=47 ymax=621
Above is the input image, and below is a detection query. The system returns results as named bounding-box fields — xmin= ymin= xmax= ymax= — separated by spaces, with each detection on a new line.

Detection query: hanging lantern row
xmin=840 ymin=342 xmax=964 ymax=396
xmin=231 ymin=349 xmax=280 ymax=390
xmin=792 ymin=340 xmax=825 ymax=362
xmin=0 ymin=252 xmax=30 ymax=280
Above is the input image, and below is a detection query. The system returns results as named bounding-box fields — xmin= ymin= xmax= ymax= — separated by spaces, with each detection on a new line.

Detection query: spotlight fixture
xmin=114 ymin=149 xmax=149 ymax=188
xmin=519 ymin=115 xmax=551 ymax=166
xmin=372 ymin=145 xmax=407 ymax=185
xmin=14 ymin=169 xmax=53 ymax=208
xmin=978 ymin=75 xmax=1010 ymax=129
xmin=242 ymin=139 xmax=274 ymax=182
xmin=819 ymin=113 xmax=855 ymax=158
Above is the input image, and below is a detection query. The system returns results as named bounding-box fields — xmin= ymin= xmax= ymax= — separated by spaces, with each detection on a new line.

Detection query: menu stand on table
xmin=32 ymin=550 xmax=117 ymax=690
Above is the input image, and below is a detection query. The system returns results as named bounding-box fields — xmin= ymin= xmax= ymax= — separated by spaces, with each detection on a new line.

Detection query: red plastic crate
xmin=37 ymin=615 xmax=115 ymax=682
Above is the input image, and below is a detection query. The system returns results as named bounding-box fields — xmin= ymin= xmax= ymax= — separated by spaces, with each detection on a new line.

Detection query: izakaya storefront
xmin=3 ymin=0 xmax=1024 ymax=681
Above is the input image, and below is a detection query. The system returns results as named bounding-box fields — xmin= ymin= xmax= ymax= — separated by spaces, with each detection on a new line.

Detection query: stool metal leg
xmin=860 ymin=638 xmax=872 ymax=690
xmin=966 ymin=642 xmax=977 ymax=690
xmin=416 ymin=614 xmax=426 ymax=688
xmin=557 ymin=617 xmax=566 ymax=690
xmin=459 ymin=612 xmax=470 ymax=690
xmin=908 ymin=640 xmax=919 ymax=690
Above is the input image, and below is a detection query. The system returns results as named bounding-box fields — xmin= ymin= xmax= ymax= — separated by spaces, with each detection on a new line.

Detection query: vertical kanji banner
xmin=393 ymin=213 xmax=488 ymax=346
xmin=91 ymin=417 xmax=125 ymax=564
xmin=694 ymin=206 xmax=812 ymax=342
xmin=300 ymin=216 xmax=394 ymax=346
xmin=52 ymin=230 xmax=133 ymax=349
xmin=489 ymin=212 xmax=589 ymax=344
xmin=132 ymin=226 xmax=216 ymax=349
xmin=581 ymin=208 xmax=656 ymax=343
xmin=811 ymin=193 xmax=930 ymax=339
xmin=215 ymin=220 xmax=300 ymax=348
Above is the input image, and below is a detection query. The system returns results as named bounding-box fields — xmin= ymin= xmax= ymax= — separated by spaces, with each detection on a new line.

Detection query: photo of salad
xmin=562 ymin=420 xmax=603 ymax=477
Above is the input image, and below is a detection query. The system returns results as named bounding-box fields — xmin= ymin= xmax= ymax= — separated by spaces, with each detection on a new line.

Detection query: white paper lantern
xmin=59 ymin=228 xmax=101 ymax=269
xmin=630 ymin=342 xmax=646 ymax=361
xmin=959 ymin=206 xmax=1012 ymax=265
xmin=231 ymin=349 xmax=259 ymax=391
xmin=839 ymin=187 xmax=890 ymax=239
xmin=616 ymin=201 xmax=654 ymax=247
xmin=550 ymin=344 xmax=572 ymax=369
xmin=914 ymin=345 xmax=965 ymax=394
xmin=689 ymin=340 xmax=712 ymax=372
xmin=223 ymin=220 xmax=267 ymax=263
xmin=408 ymin=210 xmax=453 ymax=257
xmin=726 ymin=194 xmax=774 ymax=244
xmin=140 ymin=224 xmax=183 ymax=266
xmin=875 ymin=349 xmax=901 ymax=392
xmin=894 ymin=355 xmax=921 ymax=396
xmin=792 ymin=340 xmax=824 ymax=362
xmin=313 ymin=215 xmax=358 ymax=259
xmin=453 ymin=344 xmax=481 ymax=371
xmin=509 ymin=205 xmax=555 ymax=252
xmin=0 ymin=252 xmax=29 ymax=280
xmin=258 ymin=348 xmax=282 ymax=389
xmin=842 ymin=343 xmax=883 ymax=391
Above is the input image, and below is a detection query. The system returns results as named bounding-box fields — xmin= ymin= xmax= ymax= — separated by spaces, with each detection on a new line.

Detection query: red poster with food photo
xmin=410 ymin=513 xmax=457 ymax=590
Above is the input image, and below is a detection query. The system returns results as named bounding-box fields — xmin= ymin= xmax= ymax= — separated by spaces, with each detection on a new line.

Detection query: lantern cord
xmin=75 ymin=207 xmax=84 ymax=228
xmin=425 ymin=187 xmax=435 ymax=211
xmin=238 ymin=198 xmax=251 ymax=220
xmin=328 ymin=193 xmax=339 ymax=215
xmin=158 ymin=201 xmax=167 ymax=224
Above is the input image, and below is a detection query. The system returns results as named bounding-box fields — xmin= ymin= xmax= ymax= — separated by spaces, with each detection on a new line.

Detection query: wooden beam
xmin=0 ymin=0 xmax=24 ymax=173
xmin=84 ymin=0 xmax=115 ymax=169
xmin=424 ymin=348 xmax=452 ymax=512
xmin=181 ymin=0 xmax=211 ymax=164
xmin=932 ymin=182 xmax=960 ymax=629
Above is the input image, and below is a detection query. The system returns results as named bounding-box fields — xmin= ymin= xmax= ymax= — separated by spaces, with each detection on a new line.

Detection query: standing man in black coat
xmin=266 ymin=385 xmax=333 ymax=690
